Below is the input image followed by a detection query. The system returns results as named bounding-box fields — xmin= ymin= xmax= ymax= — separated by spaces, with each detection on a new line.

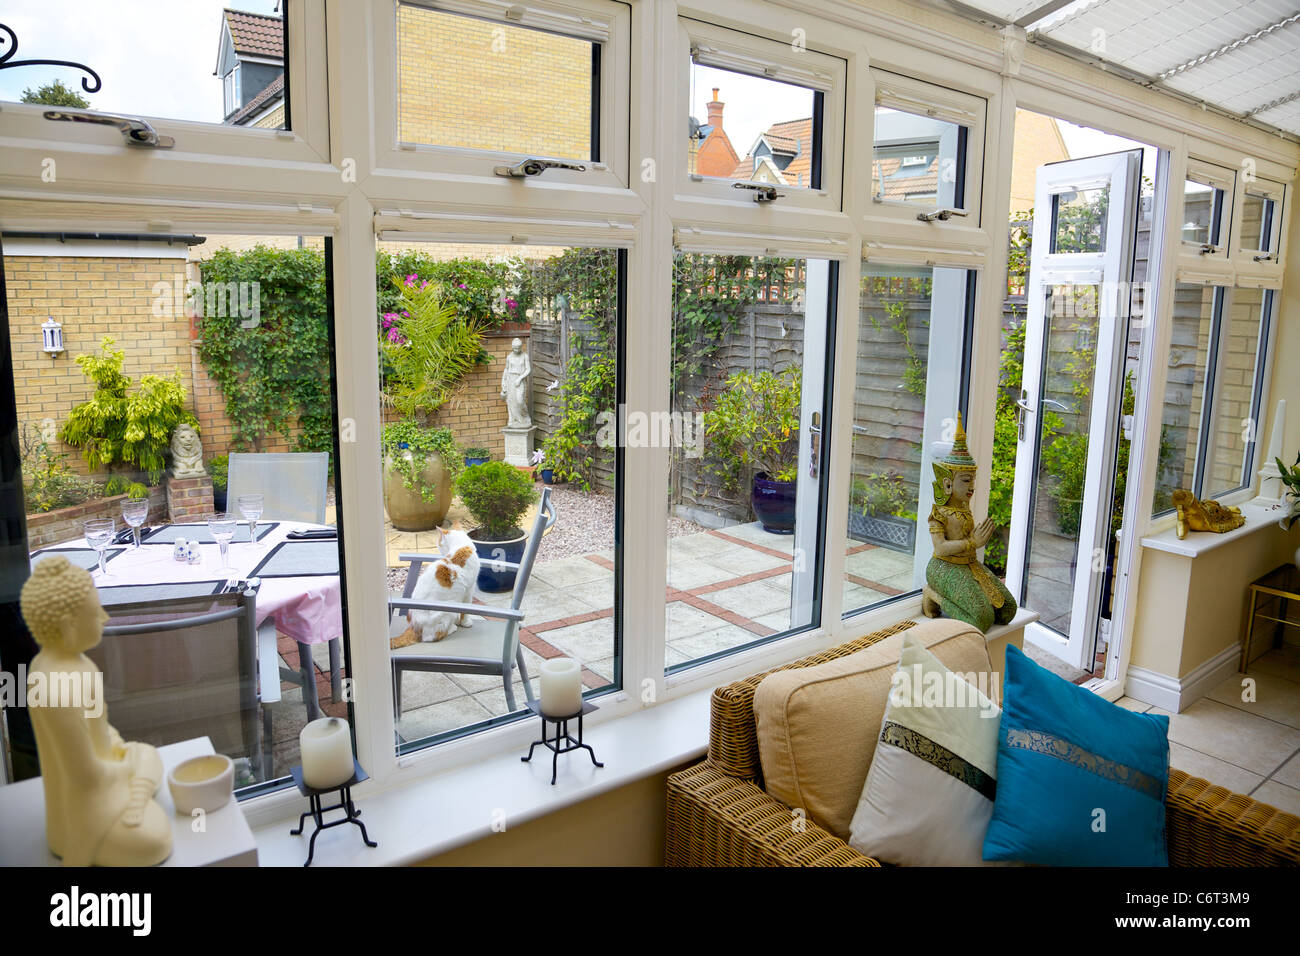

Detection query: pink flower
xmin=504 ymin=298 xmax=518 ymax=310
xmin=457 ymin=283 xmax=468 ymax=289
xmin=404 ymin=273 xmax=418 ymax=287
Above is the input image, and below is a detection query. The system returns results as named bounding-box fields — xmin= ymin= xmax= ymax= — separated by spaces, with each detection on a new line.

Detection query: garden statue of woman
xmin=20 ymin=556 xmax=173 ymax=866
xmin=501 ymin=338 xmax=532 ymax=429
xmin=921 ymin=415 xmax=1017 ymax=634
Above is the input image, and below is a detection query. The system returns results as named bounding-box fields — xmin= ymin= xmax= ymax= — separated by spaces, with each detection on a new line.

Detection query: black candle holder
xmin=288 ymin=759 xmax=378 ymax=867
xmin=521 ymin=700 xmax=604 ymax=785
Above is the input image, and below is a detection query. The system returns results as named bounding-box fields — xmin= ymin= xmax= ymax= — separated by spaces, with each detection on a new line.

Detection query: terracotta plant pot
xmin=383 ymin=449 xmax=452 ymax=531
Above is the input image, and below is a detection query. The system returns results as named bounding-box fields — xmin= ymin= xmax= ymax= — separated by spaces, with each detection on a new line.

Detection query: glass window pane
xmin=396 ymin=4 xmax=595 ymax=160
xmin=0 ymin=2 xmax=289 ymax=129
xmin=7 ymin=232 xmax=344 ymax=796
xmin=666 ymin=254 xmax=826 ymax=669
xmin=1153 ymin=283 xmax=1218 ymax=514
xmin=1205 ymin=287 xmax=1266 ymax=499
xmin=872 ymin=107 xmax=965 ymax=207
xmin=380 ymin=243 xmax=621 ymax=750
xmin=1051 ymin=185 xmax=1109 ymax=253
xmin=1241 ymin=192 xmax=1276 ymax=254
xmin=845 ymin=266 xmax=970 ymax=616
xmin=1182 ymin=177 xmax=1224 ymax=246
xmin=688 ymin=64 xmax=819 ymax=187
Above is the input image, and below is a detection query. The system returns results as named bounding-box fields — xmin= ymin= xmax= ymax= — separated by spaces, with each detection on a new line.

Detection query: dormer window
xmin=224 ymin=62 xmax=242 ymax=117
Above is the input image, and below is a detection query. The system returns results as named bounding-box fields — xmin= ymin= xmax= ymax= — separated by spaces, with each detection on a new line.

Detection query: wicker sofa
xmin=665 ymin=619 xmax=1300 ymax=866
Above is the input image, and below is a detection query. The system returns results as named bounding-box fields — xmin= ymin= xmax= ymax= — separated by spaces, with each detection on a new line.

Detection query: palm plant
xmin=1275 ymin=453 xmax=1300 ymax=530
xmin=380 ymin=276 xmax=487 ymax=420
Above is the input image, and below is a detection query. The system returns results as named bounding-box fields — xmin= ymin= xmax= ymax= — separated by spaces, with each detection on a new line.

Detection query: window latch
xmin=1253 ymin=252 xmax=1276 ymax=262
xmin=1198 ymin=243 xmax=1217 ymax=256
xmin=916 ymin=207 xmax=967 ymax=222
xmin=494 ymin=158 xmax=587 ymax=178
xmin=732 ymin=181 xmax=782 ymax=203
xmin=42 ymin=108 xmax=175 ymax=148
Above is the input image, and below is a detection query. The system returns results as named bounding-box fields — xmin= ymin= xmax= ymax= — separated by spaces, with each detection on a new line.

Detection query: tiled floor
xmin=1118 ymin=645 xmax=1300 ymax=815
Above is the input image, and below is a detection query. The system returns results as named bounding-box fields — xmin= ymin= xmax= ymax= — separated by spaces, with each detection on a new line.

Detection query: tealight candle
xmin=539 ymin=657 xmax=583 ymax=717
xmin=299 ymin=717 xmax=355 ymax=790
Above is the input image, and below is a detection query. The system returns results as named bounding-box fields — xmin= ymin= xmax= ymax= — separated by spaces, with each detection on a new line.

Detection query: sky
xmin=1055 ymin=117 xmax=1159 ymax=185
xmin=690 ymin=64 xmax=815 ymax=160
xmin=0 ymin=0 xmax=280 ymax=122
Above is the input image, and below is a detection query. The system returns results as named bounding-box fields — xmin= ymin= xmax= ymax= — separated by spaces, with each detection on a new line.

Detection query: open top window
xmin=1182 ymin=162 xmax=1232 ymax=253
xmin=1240 ymin=185 xmax=1282 ymax=261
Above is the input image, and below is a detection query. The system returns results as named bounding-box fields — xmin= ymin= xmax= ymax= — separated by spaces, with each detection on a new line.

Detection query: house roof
xmin=731 ymin=117 xmax=814 ymax=185
xmin=223 ymin=9 xmax=284 ymax=60
xmin=227 ymin=72 xmax=285 ymax=126
xmin=873 ymin=154 xmax=939 ymax=202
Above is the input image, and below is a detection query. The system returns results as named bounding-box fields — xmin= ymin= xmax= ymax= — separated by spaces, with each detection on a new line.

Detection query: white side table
xmin=0 ymin=737 xmax=258 ymax=867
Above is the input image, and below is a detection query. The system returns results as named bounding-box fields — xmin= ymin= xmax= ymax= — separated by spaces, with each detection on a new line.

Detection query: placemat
xmin=97 ymin=580 xmax=227 ymax=606
xmin=249 ymin=539 xmax=340 ymax=578
xmin=142 ymin=522 xmax=280 ymax=545
xmin=30 ymin=547 xmax=125 ymax=571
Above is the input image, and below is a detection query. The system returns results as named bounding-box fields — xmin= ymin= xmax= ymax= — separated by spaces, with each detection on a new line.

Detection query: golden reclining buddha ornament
xmin=1171 ymin=489 xmax=1245 ymax=540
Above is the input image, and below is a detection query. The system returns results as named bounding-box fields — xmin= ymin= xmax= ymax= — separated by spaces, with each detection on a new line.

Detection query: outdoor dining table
xmin=30 ymin=520 xmax=344 ymax=721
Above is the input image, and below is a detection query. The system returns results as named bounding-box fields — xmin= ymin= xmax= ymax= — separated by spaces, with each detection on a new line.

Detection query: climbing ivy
xmin=195 ymin=246 xmax=334 ymax=456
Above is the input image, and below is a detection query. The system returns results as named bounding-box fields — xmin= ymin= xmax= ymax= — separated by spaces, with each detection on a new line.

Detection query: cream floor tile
xmin=1251 ymin=781 xmax=1300 ymax=816
xmin=1115 ymin=696 xmax=1152 ymax=712
xmin=536 ymin=617 xmax=618 ymax=662
xmin=670 ymin=624 xmax=761 ymax=660
xmin=666 ymin=600 xmax=732 ymax=639
xmin=716 ymin=522 xmax=796 ymax=553
xmin=1167 ymin=742 xmax=1264 ymax=794
xmin=706 ymin=546 xmax=790 ymax=576
xmin=530 ymin=556 xmax=612 ymax=589
xmin=394 ymin=670 xmax=470 ymax=711
xmin=560 ymin=578 xmax=617 ymax=613
xmin=396 ymin=695 xmax=493 ymax=743
xmin=1273 ymin=751 xmax=1300 ymax=790
xmin=1249 ymin=645 xmax=1300 ymax=684
xmin=705 ymin=579 xmax=792 ymax=617
xmin=1207 ymin=670 xmax=1300 ymax=729
xmin=668 ymin=532 xmax=740 ymax=560
xmin=1149 ymin=698 xmax=1300 ymax=775
xmin=666 ymin=557 xmax=739 ymax=590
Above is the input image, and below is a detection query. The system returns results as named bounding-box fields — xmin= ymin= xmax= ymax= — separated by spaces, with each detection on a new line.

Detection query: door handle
xmin=809 ymin=412 xmax=821 ymax=479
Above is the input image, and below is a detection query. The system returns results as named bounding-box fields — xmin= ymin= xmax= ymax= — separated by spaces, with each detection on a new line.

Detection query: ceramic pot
xmin=752 ymin=472 xmax=797 ymax=534
xmin=470 ymin=529 xmax=527 ymax=592
xmin=383 ymin=448 xmax=452 ymax=531
xmin=167 ymin=754 xmax=234 ymax=815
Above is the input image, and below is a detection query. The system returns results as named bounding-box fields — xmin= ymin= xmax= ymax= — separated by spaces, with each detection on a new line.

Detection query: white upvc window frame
xmin=1179 ymin=159 xmax=1234 ymax=258
xmin=673 ymin=16 xmax=847 ymax=214
xmin=0 ymin=0 xmax=330 ymax=178
xmin=368 ymin=0 xmax=632 ymax=193
xmin=1237 ymin=177 xmax=1286 ymax=275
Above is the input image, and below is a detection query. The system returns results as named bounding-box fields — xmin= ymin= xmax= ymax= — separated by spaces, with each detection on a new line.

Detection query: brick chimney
xmin=706 ymin=88 xmax=724 ymax=130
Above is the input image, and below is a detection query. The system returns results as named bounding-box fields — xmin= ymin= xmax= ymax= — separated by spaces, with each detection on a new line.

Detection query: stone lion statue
xmin=170 ymin=422 xmax=206 ymax=478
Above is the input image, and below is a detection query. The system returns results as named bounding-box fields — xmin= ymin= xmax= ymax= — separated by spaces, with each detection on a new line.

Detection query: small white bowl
xmin=167 ymin=754 xmax=234 ymax=815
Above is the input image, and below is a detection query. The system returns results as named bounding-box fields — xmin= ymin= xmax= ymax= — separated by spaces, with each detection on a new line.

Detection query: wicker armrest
xmin=1166 ymin=769 xmax=1300 ymax=866
xmin=666 ymin=762 xmax=879 ymax=867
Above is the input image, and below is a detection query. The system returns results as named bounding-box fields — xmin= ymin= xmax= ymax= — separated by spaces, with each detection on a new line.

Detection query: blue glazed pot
xmin=751 ymin=472 xmax=797 ymax=534
xmin=464 ymin=456 xmax=489 ymax=467
xmin=471 ymin=530 xmax=527 ymax=592
xmin=540 ymin=468 xmax=554 ymax=484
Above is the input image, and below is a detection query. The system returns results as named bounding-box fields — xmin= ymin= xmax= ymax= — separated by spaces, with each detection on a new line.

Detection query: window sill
xmin=250 ymin=684 xmax=713 ymax=866
xmin=1140 ymin=499 xmax=1288 ymax=558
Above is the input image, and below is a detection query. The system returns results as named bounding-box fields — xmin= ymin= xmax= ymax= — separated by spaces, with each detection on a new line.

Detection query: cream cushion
xmin=753 ymin=618 xmax=995 ymax=840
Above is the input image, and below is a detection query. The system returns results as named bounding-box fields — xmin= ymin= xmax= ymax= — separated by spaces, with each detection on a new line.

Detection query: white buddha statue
xmin=20 ymin=556 xmax=172 ymax=866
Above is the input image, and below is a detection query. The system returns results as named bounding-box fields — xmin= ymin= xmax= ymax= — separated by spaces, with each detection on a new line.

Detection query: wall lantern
xmin=42 ymin=316 xmax=64 ymax=356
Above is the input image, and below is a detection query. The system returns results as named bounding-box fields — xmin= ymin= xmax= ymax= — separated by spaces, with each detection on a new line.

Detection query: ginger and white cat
xmin=408 ymin=528 xmax=480 ymax=642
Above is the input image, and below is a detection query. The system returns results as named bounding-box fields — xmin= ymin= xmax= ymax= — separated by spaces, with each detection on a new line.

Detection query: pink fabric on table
xmin=51 ymin=521 xmax=343 ymax=646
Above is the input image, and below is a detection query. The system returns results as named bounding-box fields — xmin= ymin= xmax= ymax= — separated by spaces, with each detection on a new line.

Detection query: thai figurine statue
xmin=1171 ymin=489 xmax=1246 ymax=539
xmin=921 ymin=415 xmax=1018 ymax=634
xmin=19 ymin=555 xmax=173 ymax=866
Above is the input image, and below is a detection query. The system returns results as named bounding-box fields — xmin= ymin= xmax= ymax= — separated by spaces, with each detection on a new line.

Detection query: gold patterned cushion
xmin=753 ymin=618 xmax=995 ymax=839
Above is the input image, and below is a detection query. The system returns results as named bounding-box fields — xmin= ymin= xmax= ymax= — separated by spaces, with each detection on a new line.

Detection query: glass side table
xmin=1241 ymin=563 xmax=1300 ymax=674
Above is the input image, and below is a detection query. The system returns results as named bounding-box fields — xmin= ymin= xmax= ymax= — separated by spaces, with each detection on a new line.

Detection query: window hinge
xmin=42 ymin=108 xmax=174 ymax=148
xmin=494 ymin=158 xmax=587 ymax=178
xmin=916 ymin=207 xmax=967 ymax=222
xmin=732 ymin=181 xmax=782 ymax=203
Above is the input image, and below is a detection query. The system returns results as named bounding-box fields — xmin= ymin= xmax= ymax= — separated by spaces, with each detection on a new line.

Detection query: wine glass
xmin=121 ymin=499 xmax=149 ymax=549
xmin=237 ymin=493 xmax=265 ymax=547
xmin=207 ymin=512 xmax=238 ymax=572
xmin=84 ymin=518 xmax=116 ymax=578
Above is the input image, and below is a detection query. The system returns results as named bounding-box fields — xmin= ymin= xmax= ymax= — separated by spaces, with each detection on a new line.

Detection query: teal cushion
xmin=982 ymin=645 xmax=1170 ymax=866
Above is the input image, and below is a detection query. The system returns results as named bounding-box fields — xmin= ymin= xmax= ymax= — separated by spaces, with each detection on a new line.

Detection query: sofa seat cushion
xmin=754 ymin=618 xmax=995 ymax=840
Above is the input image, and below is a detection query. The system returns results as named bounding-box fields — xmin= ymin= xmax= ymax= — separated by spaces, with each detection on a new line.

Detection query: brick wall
xmin=27 ymin=485 xmax=168 ymax=549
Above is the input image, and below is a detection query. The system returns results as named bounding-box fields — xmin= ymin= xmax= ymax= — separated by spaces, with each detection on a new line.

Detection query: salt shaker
xmin=173 ymin=537 xmax=188 ymax=562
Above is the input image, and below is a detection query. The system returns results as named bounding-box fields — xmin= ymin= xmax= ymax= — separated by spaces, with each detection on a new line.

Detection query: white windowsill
xmin=251 ymin=685 xmax=714 ymax=867
xmin=1140 ymin=500 xmax=1288 ymax=558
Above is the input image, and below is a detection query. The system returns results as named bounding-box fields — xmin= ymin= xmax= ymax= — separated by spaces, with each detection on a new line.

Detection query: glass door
xmin=1005 ymin=150 xmax=1143 ymax=671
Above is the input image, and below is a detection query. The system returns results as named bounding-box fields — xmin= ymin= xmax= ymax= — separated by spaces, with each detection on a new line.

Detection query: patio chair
xmin=227 ymin=452 xmax=329 ymax=524
xmin=93 ymin=582 xmax=277 ymax=781
xmin=389 ymin=488 xmax=557 ymax=719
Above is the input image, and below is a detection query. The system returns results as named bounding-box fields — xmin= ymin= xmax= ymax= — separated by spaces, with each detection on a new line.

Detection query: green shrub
xmin=382 ymin=420 xmax=462 ymax=504
xmin=20 ymin=425 xmax=99 ymax=514
xmin=456 ymin=461 xmax=538 ymax=540
xmin=851 ymin=471 xmax=916 ymax=519
xmin=59 ymin=337 xmax=197 ymax=482
xmin=209 ymin=453 xmax=229 ymax=492
xmin=703 ymin=367 xmax=802 ymax=488
xmin=463 ymin=447 xmax=491 ymax=460
xmin=377 ymin=252 xmax=534 ymax=329
xmin=103 ymin=476 xmax=148 ymax=499
xmin=380 ymin=277 xmax=487 ymax=419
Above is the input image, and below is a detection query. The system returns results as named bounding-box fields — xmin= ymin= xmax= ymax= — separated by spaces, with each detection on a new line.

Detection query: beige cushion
xmin=754 ymin=618 xmax=995 ymax=840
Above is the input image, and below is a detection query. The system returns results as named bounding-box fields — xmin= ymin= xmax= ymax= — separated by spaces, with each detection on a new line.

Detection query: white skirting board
xmin=1124 ymin=642 xmax=1240 ymax=713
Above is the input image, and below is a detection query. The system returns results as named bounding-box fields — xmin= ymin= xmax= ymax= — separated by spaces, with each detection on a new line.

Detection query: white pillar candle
xmin=539 ymin=657 xmax=583 ymax=717
xmin=299 ymin=717 xmax=355 ymax=790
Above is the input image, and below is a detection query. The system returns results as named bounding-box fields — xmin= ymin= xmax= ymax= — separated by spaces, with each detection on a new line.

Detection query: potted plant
xmin=532 ymin=449 xmax=554 ymax=484
xmin=463 ymin=447 xmax=491 ymax=467
xmin=209 ymin=454 xmax=229 ymax=511
xmin=848 ymin=471 xmax=917 ymax=553
xmin=381 ymin=421 xmax=462 ymax=531
xmin=456 ymin=461 xmax=539 ymax=592
xmin=703 ymin=368 xmax=801 ymax=534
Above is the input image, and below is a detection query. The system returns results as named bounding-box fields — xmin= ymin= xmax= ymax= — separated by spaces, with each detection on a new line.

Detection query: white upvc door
xmin=791 ymin=258 xmax=832 ymax=626
xmin=1005 ymin=150 xmax=1143 ymax=671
